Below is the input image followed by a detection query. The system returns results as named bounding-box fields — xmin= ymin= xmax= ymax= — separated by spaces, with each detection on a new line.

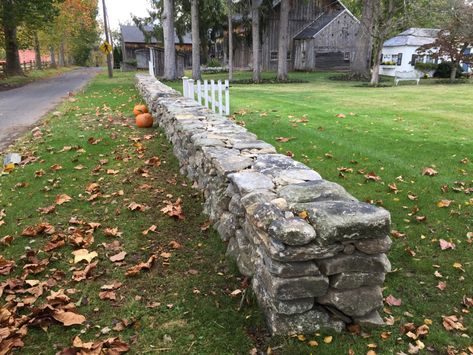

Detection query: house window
xmin=410 ymin=54 xmax=418 ymax=66
xmin=287 ymin=51 xmax=291 ymax=61
xmin=270 ymin=51 xmax=278 ymax=61
xmin=396 ymin=53 xmax=403 ymax=66
xmin=301 ymin=51 xmax=306 ymax=62
xmin=344 ymin=51 xmax=350 ymax=61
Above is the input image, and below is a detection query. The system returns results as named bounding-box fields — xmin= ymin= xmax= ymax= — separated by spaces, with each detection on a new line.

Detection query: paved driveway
xmin=0 ymin=67 xmax=101 ymax=151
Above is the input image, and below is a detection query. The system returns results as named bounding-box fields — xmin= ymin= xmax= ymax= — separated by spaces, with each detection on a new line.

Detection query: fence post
xmin=182 ymin=77 xmax=189 ymax=98
xmin=225 ymin=80 xmax=230 ymax=116
xmin=211 ymin=80 xmax=216 ymax=112
xmin=218 ymin=80 xmax=223 ymax=115
xmin=197 ymin=80 xmax=202 ymax=105
xmin=204 ymin=80 xmax=209 ymax=109
xmin=188 ymin=79 xmax=195 ymax=101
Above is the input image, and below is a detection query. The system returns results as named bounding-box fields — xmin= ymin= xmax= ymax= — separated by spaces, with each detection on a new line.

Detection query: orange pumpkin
xmin=135 ymin=113 xmax=153 ymax=128
xmin=133 ymin=104 xmax=148 ymax=116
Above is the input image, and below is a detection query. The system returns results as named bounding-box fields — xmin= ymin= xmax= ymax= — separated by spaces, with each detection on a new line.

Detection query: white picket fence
xmin=182 ymin=77 xmax=230 ymax=116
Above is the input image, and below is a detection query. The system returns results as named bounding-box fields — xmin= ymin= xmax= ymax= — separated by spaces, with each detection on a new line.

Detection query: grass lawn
xmin=1 ymin=70 xmax=472 ymax=354
xmin=168 ymin=71 xmax=473 ymax=353
xmin=0 ymin=66 xmax=76 ymax=91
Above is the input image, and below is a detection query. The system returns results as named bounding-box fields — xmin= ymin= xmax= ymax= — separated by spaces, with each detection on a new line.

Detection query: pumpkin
xmin=133 ymin=104 xmax=148 ymax=116
xmin=135 ymin=113 xmax=153 ymax=128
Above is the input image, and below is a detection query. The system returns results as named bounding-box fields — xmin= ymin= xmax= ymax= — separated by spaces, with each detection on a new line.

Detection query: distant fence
xmin=0 ymin=60 xmax=51 ymax=75
xmin=182 ymin=77 xmax=230 ymax=116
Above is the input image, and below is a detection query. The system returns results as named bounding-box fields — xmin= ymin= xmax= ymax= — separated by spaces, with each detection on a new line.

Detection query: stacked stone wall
xmin=135 ymin=74 xmax=392 ymax=335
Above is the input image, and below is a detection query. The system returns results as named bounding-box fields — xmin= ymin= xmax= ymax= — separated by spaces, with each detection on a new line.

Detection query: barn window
xmin=270 ymin=51 xmax=278 ymax=61
xmin=287 ymin=51 xmax=291 ymax=60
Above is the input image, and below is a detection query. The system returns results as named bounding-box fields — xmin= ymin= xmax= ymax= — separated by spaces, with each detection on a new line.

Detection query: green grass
xmin=168 ymin=71 xmax=473 ymax=354
xmin=0 ymin=66 xmax=76 ymax=90
xmin=2 ymin=70 xmax=472 ymax=354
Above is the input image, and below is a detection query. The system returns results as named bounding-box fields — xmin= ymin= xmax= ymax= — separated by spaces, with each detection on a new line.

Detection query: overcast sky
xmin=98 ymin=0 xmax=152 ymax=30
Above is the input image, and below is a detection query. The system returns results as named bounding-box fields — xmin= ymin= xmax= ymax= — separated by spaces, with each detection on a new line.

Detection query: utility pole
xmin=102 ymin=0 xmax=113 ymax=78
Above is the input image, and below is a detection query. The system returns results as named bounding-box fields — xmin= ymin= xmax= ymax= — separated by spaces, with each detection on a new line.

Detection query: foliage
xmin=206 ymin=57 xmax=222 ymax=67
xmin=434 ymin=62 xmax=464 ymax=78
xmin=414 ymin=62 xmax=438 ymax=72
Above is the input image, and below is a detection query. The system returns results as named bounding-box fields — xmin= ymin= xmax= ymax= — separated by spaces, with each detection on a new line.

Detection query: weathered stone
xmin=225 ymin=237 xmax=239 ymax=260
xmin=317 ymin=286 xmax=383 ymax=317
xmin=240 ymin=190 xmax=278 ymax=211
xmin=353 ymin=310 xmax=385 ymax=327
xmin=253 ymin=277 xmax=314 ymax=315
xmin=317 ymin=252 xmax=391 ymax=275
xmin=343 ymin=243 xmax=356 ymax=255
xmin=270 ymin=198 xmax=288 ymax=211
xmin=229 ymin=194 xmax=245 ymax=217
xmin=330 ymin=272 xmax=386 ymax=289
xmin=258 ymin=267 xmax=329 ymax=300
xmin=266 ymin=238 xmax=344 ymax=262
xmin=201 ymin=147 xmax=253 ymax=175
xmin=354 ymin=236 xmax=392 ymax=255
xmin=236 ymin=229 xmax=252 ymax=255
xmin=236 ymin=251 xmax=255 ymax=277
xmin=228 ymin=171 xmax=275 ymax=195
xmin=280 ymin=180 xmax=354 ymax=203
xmin=293 ymin=200 xmax=391 ymax=245
xmin=193 ymin=138 xmax=226 ymax=148
xmin=250 ymin=203 xmax=285 ymax=230
xmin=259 ymin=247 xmax=321 ymax=278
xmin=268 ymin=218 xmax=317 ymax=246
xmin=233 ymin=140 xmax=276 ymax=151
xmin=216 ymin=212 xmax=238 ymax=242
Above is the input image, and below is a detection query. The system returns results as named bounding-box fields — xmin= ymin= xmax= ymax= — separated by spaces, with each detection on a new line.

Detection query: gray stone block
xmin=330 ymin=272 xmax=386 ymax=289
xmin=354 ymin=236 xmax=392 ymax=255
xmin=250 ymin=203 xmax=285 ymax=230
xmin=216 ymin=212 xmax=238 ymax=242
xmin=293 ymin=200 xmax=391 ymax=245
xmin=317 ymin=286 xmax=383 ymax=317
xmin=316 ymin=252 xmax=391 ymax=275
xmin=228 ymin=171 xmax=275 ymax=194
xmin=268 ymin=218 xmax=317 ymax=246
xmin=352 ymin=310 xmax=385 ymax=327
xmin=266 ymin=238 xmax=344 ymax=262
xmin=280 ymin=180 xmax=355 ymax=203
xmin=259 ymin=247 xmax=321 ymax=278
xmin=258 ymin=267 xmax=329 ymax=300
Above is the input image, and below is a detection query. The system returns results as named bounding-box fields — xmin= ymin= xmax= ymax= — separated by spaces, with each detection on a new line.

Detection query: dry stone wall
xmin=136 ymin=74 xmax=392 ymax=335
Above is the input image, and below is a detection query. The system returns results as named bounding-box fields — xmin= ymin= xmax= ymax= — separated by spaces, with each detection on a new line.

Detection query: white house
xmin=379 ymin=28 xmax=440 ymax=77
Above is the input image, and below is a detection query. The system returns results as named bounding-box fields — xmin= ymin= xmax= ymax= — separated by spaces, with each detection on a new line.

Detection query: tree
xmin=417 ymin=1 xmax=473 ymax=81
xmin=277 ymin=0 xmax=290 ymax=81
xmin=251 ymin=0 xmax=261 ymax=82
xmin=0 ymin=0 xmax=59 ymax=76
xmin=227 ymin=0 xmax=234 ymax=80
xmin=163 ymin=0 xmax=177 ymax=80
xmin=349 ymin=0 xmax=375 ymax=80
xmin=191 ymin=0 xmax=201 ymax=80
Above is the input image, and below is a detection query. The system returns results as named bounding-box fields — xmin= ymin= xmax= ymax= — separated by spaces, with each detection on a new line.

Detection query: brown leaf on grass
xmin=422 ymin=167 xmax=438 ymax=176
xmin=127 ymin=202 xmax=148 ymax=212
xmin=74 ymin=164 xmax=85 ymax=170
xmin=365 ymin=172 xmax=382 ymax=182
xmin=160 ymin=198 xmax=185 ymax=220
xmin=125 ymin=255 xmax=156 ymax=277
xmin=35 ymin=169 xmax=45 ymax=177
xmin=55 ymin=194 xmax=72 ymax=205
xmin=72 ymin=249 xmax=98 ymax=264
xmin=50 ymin=164 xmax=63 ymax=171
xmin=145 ymin=156 xmax=161 ymax=167
xmin=0 ymin=256 xmax=15 ymax=275
xmin=275 ymin=137 xmax=295 ymax=143
xmin=69 ymin=231 xmax=94 ymax=248
xmin=439 ymin=239 xmax=455 ymax=250
xmin=65 ymin=336 xmax=129 ymax=354
xmin=462 ymin=296 xmax=473 ymax=308
xmin=391 ymin=230 xmax=406 ymax=238
xmin=72 ymin=261 xmax=97 ymax=282
xmin=415 ymin=215 xmax=427 ymax=222
xmin=385 ymin=294 xmax=402 ymax=307
xmin=52 ymin=310 xmax=86 ymax=326
xmin=43 ymin=239 xmax=66 ymax=252
xmin=142 ymin=225 xmax=157 ymax=235
xmin=453 ymin=262 xmax=465 ymax=272
xmin=87 ymin=137 xmax=102 ymax=145
xmin=407 ymin=193 xmax=418 ymax=201
xmin=99 ymin=290 xmax=116 ymax=300
xmin=388 ymin=183 xmax=398 ymax=193
xmin=21 ymin=223 xmax=55 ymax=237
xmin=37 ymin=205 xmax=56 ymax=215
xmin=169 ymin=240 xmax=182 ymax=249
xmin=85 ymin=182 xmax=100 ymax=193
xmin=104 ymin=227 xmax=122 ymax=237
xmin=109 ymin=252 xmax=127 ymax=262
xmin=437 ymin=199 xmax=453 ymax=208
xmin=1 ymin=235 xmax=14 ymax=246
xmin=23 ymin=253 xmax=50 ymax=275
xmin=106 ymin=169 xmax=119 ymax=175
xmin=336 ymin=113 xmax=346 ymax=118
xmin=442 ymin=315 xmax=467 ymax=331
xmin=101 ymin=282 xmax=122 ymax=291
xmin=200 ymin=221 xmax=210 ymax=231
xmin=437 ymin=281 xmax=447 ymax=291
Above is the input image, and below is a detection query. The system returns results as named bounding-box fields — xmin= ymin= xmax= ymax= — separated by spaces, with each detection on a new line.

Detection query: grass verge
xmin=0 ymin=66 xmax=77 ymax=91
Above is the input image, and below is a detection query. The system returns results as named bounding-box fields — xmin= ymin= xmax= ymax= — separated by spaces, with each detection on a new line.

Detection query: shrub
xmin=207 ymin=58 xmax=222 ymax=68
xmin=415 ymin=62 xmax=438 ymax=72
xmin=434 ymin=62 xmax=463 ymax=78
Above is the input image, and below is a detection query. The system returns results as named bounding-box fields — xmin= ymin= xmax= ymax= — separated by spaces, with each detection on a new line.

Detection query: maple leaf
xmin=336 ymin=113 xmax=346 ymax=118
xmin=52 ymin=310 xmax=86 ymax=326
xmin=104 ymin=227 xmax=122 ymax=237
xmin=422 ymin=167 xmax=438 ymax=176
xmin=106 ymin=169 xmax=119 ymax=175
xmin=99 ymin=290 xmax=116 ymax=300
xmin=437 ymin=200 xmax=453 ymax=208
xmin=385 ymin=294 xmax=402 ymax=306
xmin=125 ymin=255 xmax=156 ymax=277
xmin=50 ymin=164 xmax=63 ymax=171
xmin=160 ymin=198 xmax=185 ymax=220
xmin=37 ymin=205 xmax=56 ymax=215
xmin=72 ymin=249 xmax=98 ymax=264
xmin=0 ymin=256 xmax=15 ymax=275
xmin=55 ymin=194 xmax=72 ymax=205
xmin=145 ymin=156 xmax=161 ymax=167
xmin=128 ymin=202 xmax=148 ymax=212
xmin=442 ymin=315 xmax=467 ymax=331
xmin=169 ymin=240 xmax=182 ymax=249
xmin=72 ymin=262 xmax=97 ymax=282
xmin=437 ymin=281 xmax=447 ymax=291
xmin=275 ymin=137 xmax=295 ymax=143
xmin=365 ymin=172 xmax=382 ymax=182
xmin=142 ymin=225 xmax=158 ymax=235
xmin=109 ymin=251 xmax=127 ymax=262
xmin=87 ymin=137 xmax=102 ymax=145
xmin=439 ymin=239 xmax=455 ymax=250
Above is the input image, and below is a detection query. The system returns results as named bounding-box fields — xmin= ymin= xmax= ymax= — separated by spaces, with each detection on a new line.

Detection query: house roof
xmin=120 ymin=25 xmax=192 ymax=45
xmin=294 ymin=9 xmax=345 ymax=40
xmin=383 ymin=28 xmax=440 ymax=47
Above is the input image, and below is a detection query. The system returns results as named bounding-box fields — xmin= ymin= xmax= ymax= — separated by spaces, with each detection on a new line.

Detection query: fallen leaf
xmin=125 ymin=255 xmax=156 ymax=276
xmin=453 ymin=262 xmax=465 ymax=272
xmin=72 ymin=249 xmax=98 ymax=264
xmin=109 ymin=251 xmax=127 ymax=262
xmin=323 ymin=336 xmax=333 ymax=344
xmin=37 ymin=205 xmax=56 ymax=215
xmin=336 ymin=113 xmax=346 ymax=118
xmin=439 ymin=239 xmax=455 ymax=250
xmin=142 ymin=225 xmax=157 ymax=235
xmin=52 ymin=310 xmax=86 ymax=326
xmin=55 ymin=194 xmax=72 ymax=205
xmin=168 ymin=240 xmax=182 ymax=249
xmin=437 ymin=200 xmax=453 ymax=208
xmin=160 ymin=198 xmax=185 ymax=220
xmin=276 ymin=137 xmax=295 ymax=143
xmin=437 ymin=281 xmax=447 ymax=291
xmin=385 ymin=294 xmax=402 ymax=307
xmin=104 ymin=227 xmax=122 ymax=237
xmin=422 ymin=167 xmax=438 ymax=176
xmin=442 ymin=315 xmax=467 ymax=331
xmin=365 ymin=172 xmax=382 ymax=182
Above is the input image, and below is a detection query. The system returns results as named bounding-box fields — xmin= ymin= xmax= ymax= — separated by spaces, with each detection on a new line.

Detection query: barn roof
xmin=120 ymin=25 xmax=192 ymax=45
xmin=383 ymin=28 xmax=440 ymax=47
xmin=294 ymin=9 xmax=344 ymax=40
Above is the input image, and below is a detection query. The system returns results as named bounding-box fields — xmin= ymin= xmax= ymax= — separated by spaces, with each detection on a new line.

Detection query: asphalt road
xmin=0 ymin=67 xmax=101 ymax=151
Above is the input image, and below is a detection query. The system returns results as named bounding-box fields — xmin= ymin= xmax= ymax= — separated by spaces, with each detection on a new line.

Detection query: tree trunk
xmin=162 ymin=0 xmax=177 ymax=80
xmin=59 ymin=40 xmax=66 ymax=67
xmin=191 ymin=0 xmax=201 ymax=80
xmin=350 ymin=0 xmax=375 ymax=80
xmin=2 ymin=0 xmax=23 ymax=76
xmin=50 ymin=47 xmax=57 ymax=68
xmin=277 ymin=0 xmax=290 ymax=81
xmin=450 ymin=62 xmax=457 ymax=82
xmin=34 ymin=32 xmax=42 ymax=70
xmin=227 ymin=0 xmax=233 ymax=81
xmin=252 ymin=0 xmax=261 ymax=83
xmin=370 ymin=44 xmax=382 ymax=86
